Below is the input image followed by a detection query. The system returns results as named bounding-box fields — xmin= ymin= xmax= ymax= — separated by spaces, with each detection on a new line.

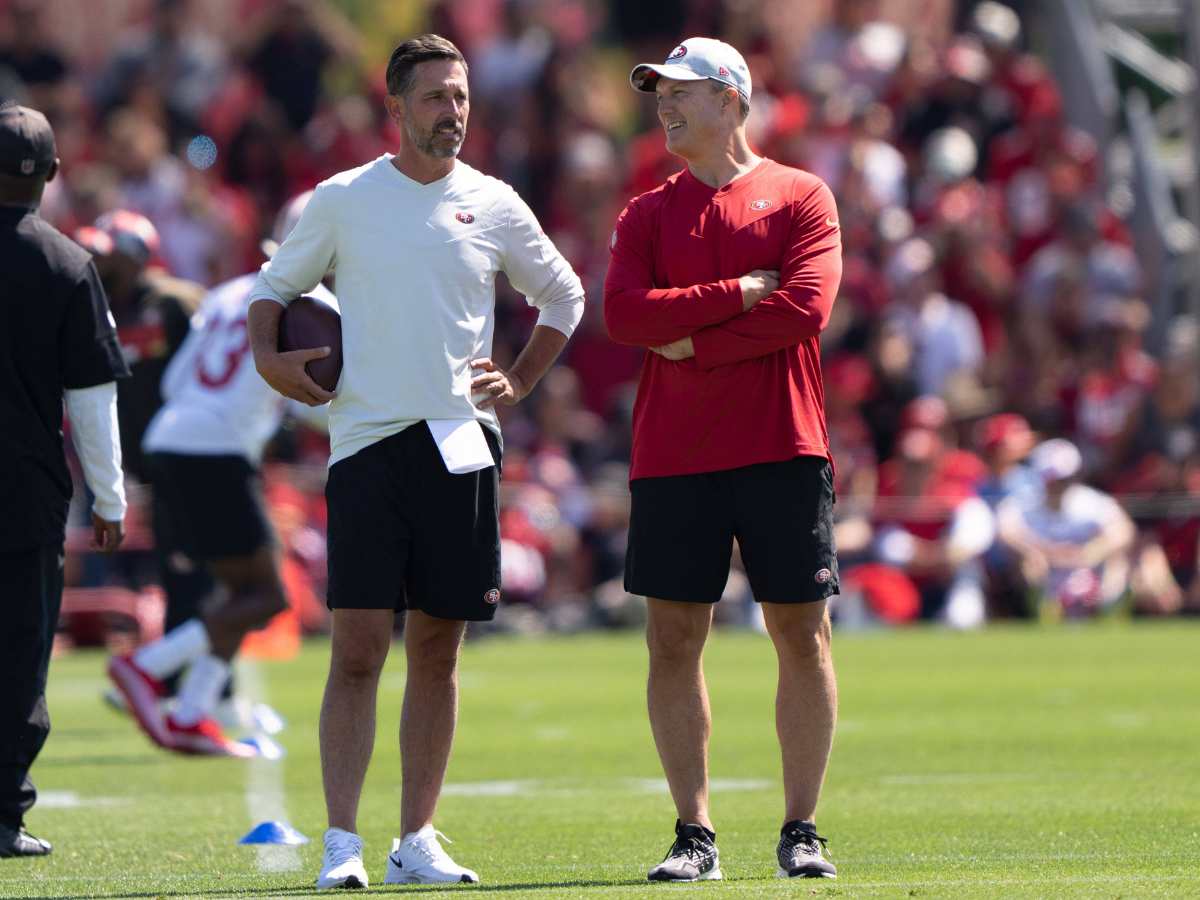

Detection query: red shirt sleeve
xmin=603 ymin=198 xmax=745 ymax=347
xmin=690 ymin=180 xmax=841 ymax=370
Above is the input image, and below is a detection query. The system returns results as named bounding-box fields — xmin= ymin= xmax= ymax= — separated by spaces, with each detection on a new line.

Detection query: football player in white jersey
xmin=106 ymin=192 xmax=336 ymax=757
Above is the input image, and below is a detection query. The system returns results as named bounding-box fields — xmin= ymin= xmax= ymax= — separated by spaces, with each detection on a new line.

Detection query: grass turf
xmin=3 ymin=621 xmax=1198 ymax=898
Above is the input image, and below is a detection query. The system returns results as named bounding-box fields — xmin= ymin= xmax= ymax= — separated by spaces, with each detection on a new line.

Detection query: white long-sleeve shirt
xmin=64 ymin=382 xmax=126 ymax=521
xmin=143 ymin=273 xmax=338 ymax=464
xmin=250 ymin=155 xmax=585 ymax=466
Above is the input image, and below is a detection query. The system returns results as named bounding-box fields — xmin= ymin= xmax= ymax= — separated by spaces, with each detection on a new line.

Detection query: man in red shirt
xmin=605 ymin=36 xmax=842 ymax=883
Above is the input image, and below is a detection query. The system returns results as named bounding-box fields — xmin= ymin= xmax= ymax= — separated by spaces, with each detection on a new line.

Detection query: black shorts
xmin=325 ymin=423 xmax=501 ymax=621
xmin=625 ymin=455 xmax=838 ymax=604
xmin=147 ymin=453 xmax=273 ymax=561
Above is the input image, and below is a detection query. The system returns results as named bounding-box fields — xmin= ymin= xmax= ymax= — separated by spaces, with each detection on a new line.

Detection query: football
xmin=277 ymin=295 xmax=343 ymax=393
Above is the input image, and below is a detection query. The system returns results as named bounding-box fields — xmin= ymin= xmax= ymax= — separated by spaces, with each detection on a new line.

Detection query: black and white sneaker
xmin=0 ymin=823 xmax=52 ymax=858
xmin=776 ymin=819 xmax=836 ymax=878
xmin=647 ymin=821 xmax=722 ymax=882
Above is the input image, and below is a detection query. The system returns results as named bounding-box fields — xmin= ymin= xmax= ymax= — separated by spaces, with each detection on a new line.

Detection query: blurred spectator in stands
xmin=1072 ymin=297 xmax=1157 ymax=481
xmin=73 ymin=211 xmax=202 ymax=483
xmin=987 ymin=83 xmax=1099 ymax=265
xmin=0 ymin=1 xmax=70 ymax=117
xmin=873 ymin=427 xmax=996 ymax=627
xmin=975 ymin=412 xmax=1040 ymax=616
xmin=238 ymin=0 xmax=361 ymax=132
xmin=1022 ymin=200 xmax=1141 ymax=317
xmin=1117 ymin=319 xmax=1200 ymax=615
xmin=861 ymin=319 xmax=920 ymax=463
xmin=899 ymin=36 xmax=997 ymax=158
xmin=968 ymin=1 xmax=1056 ymax=134
xmin=900 ymin=393 xmax=987 ymax=488
xmin=94 ymin=0 xmax=226 ymax=138
xmin=976 ymin=413 xmax=1040 ymax=510
xmin=824 ymin=354 xmax=878 ymax=562
xmin=997 ymin=439 xmax=1135 ymax=618
xmin=796 ymin=0 xmax=905 ymax=101
xmin=884 ymin=236 xmax=984 ymax=396
xmin=473 ymin=0 xmax=554 ymax=104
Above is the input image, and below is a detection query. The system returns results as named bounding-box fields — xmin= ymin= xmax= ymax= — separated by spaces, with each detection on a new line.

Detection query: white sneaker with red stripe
xmin=106 ymin=654 xmax=171 ymax=748
xmin=165 ymin=715 xmax=255 ymax=757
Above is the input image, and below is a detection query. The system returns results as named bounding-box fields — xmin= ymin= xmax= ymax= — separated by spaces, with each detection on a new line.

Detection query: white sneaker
xmin=316 ymin=828 xmax=368 ymax=890
xmin=384 ymin=825 xmax=479 ymax=884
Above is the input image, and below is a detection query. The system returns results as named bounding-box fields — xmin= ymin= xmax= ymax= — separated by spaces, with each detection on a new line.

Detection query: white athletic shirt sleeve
xmin=251 ymin=185 xmax=337 ymax=307
xmin=499 ymin=191 xmax=585 ymax=338
xmin=64 ymin=381 xmax=127 ymax=521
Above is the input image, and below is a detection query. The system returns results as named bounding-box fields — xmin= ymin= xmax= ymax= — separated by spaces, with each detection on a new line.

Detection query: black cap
xmin=0 ymin=101 xmax=57 ymax=178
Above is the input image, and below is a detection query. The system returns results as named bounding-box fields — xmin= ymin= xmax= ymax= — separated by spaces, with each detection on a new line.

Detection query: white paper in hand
xmin=426 ymin=419 xmax=494 ymax=474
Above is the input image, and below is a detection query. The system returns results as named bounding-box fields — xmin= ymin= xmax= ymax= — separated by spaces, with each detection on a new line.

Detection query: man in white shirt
xmin=106 ymin=191 xmax=333 ymax=758
xmin=997 ymin=438 xmax=1135 ymax=616
xmin=246 ymin=35 xmax=585 ymax=889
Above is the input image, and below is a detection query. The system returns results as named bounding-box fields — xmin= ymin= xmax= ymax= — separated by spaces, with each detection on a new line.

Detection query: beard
xmin=406 ymin=114 xmax=465 ymax=159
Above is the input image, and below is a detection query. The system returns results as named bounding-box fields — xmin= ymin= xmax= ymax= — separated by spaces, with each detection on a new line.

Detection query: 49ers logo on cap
xmin=668 ymin=45 xmax=687 ymax=59
xmin=484 ymin=588 xmax=501 ymax=605
xmin=456 ymin=211 xmax=475 ymax=224
xmin=814 ymin=568 xmax=833 ymax=584
xmin=750 ymin=199 xmax=771 ymax=210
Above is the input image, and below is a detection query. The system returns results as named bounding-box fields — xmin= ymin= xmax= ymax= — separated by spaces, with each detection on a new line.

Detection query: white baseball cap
xmin=1030 ymin=438 xmax=1083 ymax=482
xmin=630 ymin=37 xmax=752 ymax=103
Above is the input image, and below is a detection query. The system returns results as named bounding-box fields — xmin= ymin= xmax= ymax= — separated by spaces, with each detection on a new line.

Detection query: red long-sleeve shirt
xmin=604 ymin=159 xmax=841 ymax=480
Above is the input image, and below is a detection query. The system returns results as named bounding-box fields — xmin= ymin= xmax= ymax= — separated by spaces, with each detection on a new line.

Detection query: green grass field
xmin=5 ymin=622 xmax=1199 ymax=899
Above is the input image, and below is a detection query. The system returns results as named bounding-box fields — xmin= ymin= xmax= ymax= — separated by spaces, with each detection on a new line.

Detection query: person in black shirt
xmin=74 ymin=211 xmax=199 ymax=483
xmin=0 ymin=102 xmax=129 ymax=858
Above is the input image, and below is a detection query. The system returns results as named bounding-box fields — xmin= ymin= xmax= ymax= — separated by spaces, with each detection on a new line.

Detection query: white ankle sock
xmin=171 ymin=654 xmax=230 ymax=726
xmin=133 ymin=619 xmax=211 ymax=678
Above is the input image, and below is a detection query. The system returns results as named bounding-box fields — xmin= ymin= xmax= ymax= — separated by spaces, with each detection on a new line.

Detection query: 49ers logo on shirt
xmin=455 ymin=211 xmax=475 ymax=224
xmin=668 ymin=45 xmax=687 ymax=59
xmin=484 ymin=588 xmax=501 ymax=605
xmin=750 ymin=199 xmax=772 ymax=211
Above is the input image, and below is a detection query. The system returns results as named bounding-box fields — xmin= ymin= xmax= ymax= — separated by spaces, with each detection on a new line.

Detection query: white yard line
xmin=237 ymin=659 xmax=302 ymax=873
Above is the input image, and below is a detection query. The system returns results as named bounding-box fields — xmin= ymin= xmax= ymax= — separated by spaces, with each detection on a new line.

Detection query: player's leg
xmin=384 ymin=424 xmax=496 ymax=886
xmin=625 ymin=472 xmax=732 ymax=882
xmin=0 ymin=543 xmax=62 ymax=857
xmin=317 ymin=432 xmax=409 ymax=890
xmin=317 ymin=607 xmax=391 ymax=890
xmin=160 ymin=546 xmax=287 ymax=754
xmin=646 ymin=598 xmax=715 ymax=830
xmin=321 ymin=608 xmax=393 ymax=831
xmin=399 ymin=610 xmax=466 ymax=835
xmin=733 ymin=455 xmax=838 ymax=879
xmin=150 ymin=487 xmax=218 ymax=701
xmin=760 ymin=601 xmax=837 ymax=819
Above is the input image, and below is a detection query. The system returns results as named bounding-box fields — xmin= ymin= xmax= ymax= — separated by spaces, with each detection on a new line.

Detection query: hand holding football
xmin=277 ymin=295 xmax=343 ymax=393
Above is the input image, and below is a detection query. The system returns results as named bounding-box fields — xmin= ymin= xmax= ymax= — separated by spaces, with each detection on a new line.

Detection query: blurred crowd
xmin=4 ymin=0 xmax=1197 ymax=635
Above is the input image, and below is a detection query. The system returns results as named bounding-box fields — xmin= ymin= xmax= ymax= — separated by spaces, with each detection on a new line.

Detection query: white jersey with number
xmin=143 ymin=273 xmax=338 ymax=464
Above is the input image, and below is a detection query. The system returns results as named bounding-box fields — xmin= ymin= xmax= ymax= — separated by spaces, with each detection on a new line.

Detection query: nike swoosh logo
xmin=825 ymin=217 xmax=839 ymax=228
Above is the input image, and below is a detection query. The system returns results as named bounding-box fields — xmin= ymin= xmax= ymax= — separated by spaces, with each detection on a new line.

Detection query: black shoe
xmin=0 ymin=823 xmax=52 ymax=858
xmin=776 ymin=819 xmax=835 ymax=878
xmin=647 ymin=821 xmax=721 ymax=882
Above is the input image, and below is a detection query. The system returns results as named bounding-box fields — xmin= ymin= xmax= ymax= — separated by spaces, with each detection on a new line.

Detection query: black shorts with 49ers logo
xmin=325 ymin=422 xmax=502 ymax=621
xmin=625 ymin=455 xmax=838 ymax=605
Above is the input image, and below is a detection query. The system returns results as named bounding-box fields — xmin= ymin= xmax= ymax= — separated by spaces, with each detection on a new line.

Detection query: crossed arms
xmin=603 ymin=181 xmax=842 ymax=369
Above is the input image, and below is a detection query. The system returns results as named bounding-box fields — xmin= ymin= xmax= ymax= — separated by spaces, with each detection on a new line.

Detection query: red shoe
xmin=165 ymin=715 xmax=256 ymax=757
xmin=106 ymin=655 xmax=171 ymax=748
